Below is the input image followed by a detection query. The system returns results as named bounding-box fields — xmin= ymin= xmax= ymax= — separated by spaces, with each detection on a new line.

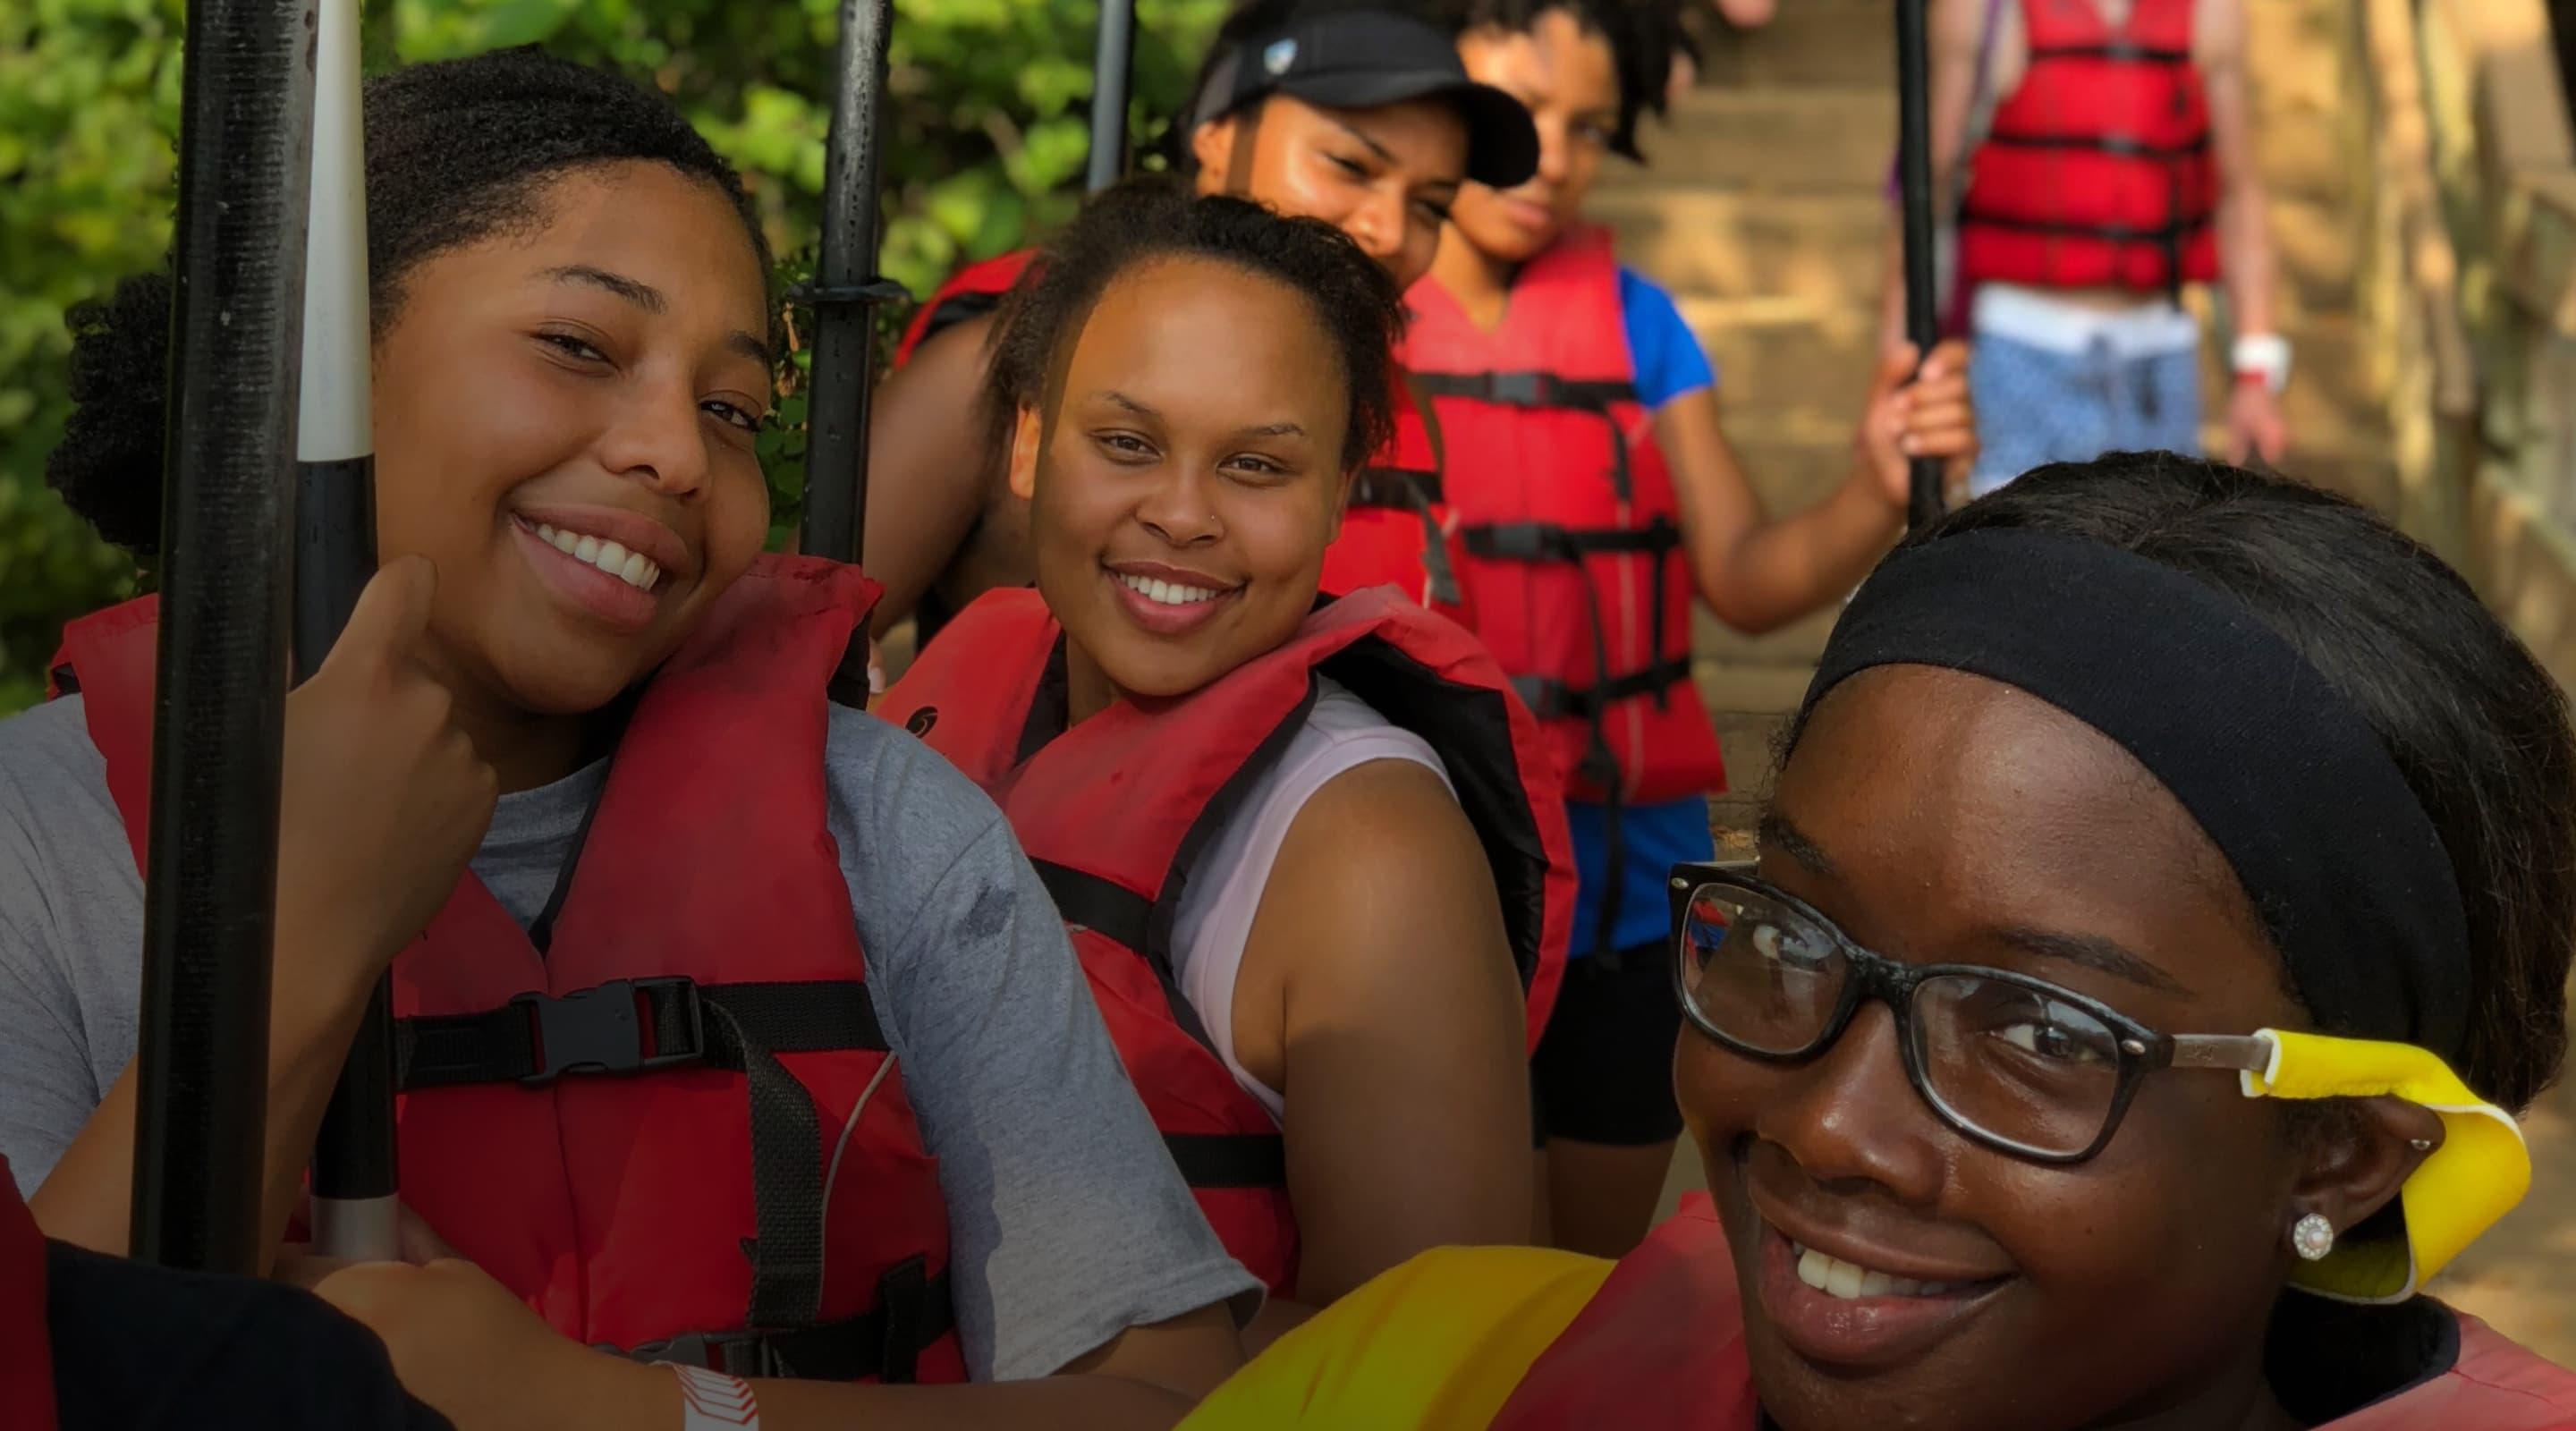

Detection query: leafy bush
xmin=0 ymin=0 xmax=1224 ymax=710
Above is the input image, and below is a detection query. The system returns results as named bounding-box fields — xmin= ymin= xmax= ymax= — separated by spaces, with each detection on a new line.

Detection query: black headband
xmin=1805 ymin=528 xmax=2471 ymax=1059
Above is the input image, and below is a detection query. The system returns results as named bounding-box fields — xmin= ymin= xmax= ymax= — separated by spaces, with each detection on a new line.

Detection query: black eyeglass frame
xmin=1667 ymin=860 xmax=2275 ymax=1164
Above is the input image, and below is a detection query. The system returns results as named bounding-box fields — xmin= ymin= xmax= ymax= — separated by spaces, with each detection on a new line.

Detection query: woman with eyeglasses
xmin=1174 ymin=452 xmax=2576 ymax=1430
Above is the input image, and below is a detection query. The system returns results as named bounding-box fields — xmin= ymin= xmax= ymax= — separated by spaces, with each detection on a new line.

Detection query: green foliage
xmin=0 ymin=0 xmax=1225 ymax=710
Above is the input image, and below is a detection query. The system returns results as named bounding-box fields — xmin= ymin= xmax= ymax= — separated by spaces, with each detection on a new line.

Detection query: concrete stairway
xmin=1594 ymin=0 xmax=2392 ymax=843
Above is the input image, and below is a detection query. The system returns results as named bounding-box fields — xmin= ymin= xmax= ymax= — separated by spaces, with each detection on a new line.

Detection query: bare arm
xmin=2199 ymin=0 xmax=2275 ymax=343
xmin=1659 ymin=386 xmax=1904 ymax=634
xmin=308 ymin=1248 xmax=1247 ymax=1431
xmin=2199 ymin=0 xmax=2288 ymax=462
xmin=30 ymin=945 xmax=372 ymax=1264
xmin=860 ymin=313 xmax=1004 ymax=636
xmin=30 ymin=561 xmax=494 ymax=1268
xmin=1229 ymin=759 xmax=1533 ymax=1309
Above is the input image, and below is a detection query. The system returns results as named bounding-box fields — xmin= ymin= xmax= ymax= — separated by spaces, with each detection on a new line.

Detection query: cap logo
xmin=1262 ymin=38 xmax=1298 ymax=76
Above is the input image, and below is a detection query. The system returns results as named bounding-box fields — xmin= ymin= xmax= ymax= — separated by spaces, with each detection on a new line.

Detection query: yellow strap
xmin=1182 ymin=1247 xmax=1615 ymax=1430
xmin=2246 ymin=1029 xmax=2530 ymax=1302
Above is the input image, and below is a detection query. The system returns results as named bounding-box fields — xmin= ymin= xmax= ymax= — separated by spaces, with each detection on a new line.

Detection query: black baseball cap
xmin=1189 ymin=9 xmax=1541 ymax=189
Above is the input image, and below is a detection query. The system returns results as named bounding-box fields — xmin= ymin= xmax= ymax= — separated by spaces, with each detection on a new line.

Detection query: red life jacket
xmin=1957 ymin=0 xmax=2221 ymax=295
xmin=47 ymin=556 xmax=966 ymax=1385
xmin=1401 ymin=225 xmax=1727 ymax=819
xmin=897 ymin=248 xmax=1473 ymax=628
xmin=1321 ymin=372 xmax=1475 ymax=626
xmin=1493 ymin=1196 xmax=2576 ymax=1430
xmin=893 ymin=250 xmax=1038 ymax=368
xmin=0 ymin=1157 xmax=56 ymax=1431
xmin=879 ymin=586 xmax=1572 ymax=1295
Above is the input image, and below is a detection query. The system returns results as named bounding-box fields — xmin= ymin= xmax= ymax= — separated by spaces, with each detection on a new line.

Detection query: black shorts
xmin=1531 ymin=942 xmax=1686 ymax=1147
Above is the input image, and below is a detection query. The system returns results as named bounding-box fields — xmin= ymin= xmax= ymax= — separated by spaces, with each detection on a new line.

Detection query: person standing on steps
xmin=1418 ymin=0 xmax=1976 ymax=1258
xmin=1891 ymin=0 xmax=2289 ymax=495
xmin=863 ymin=0 xmax=1540 ymax=656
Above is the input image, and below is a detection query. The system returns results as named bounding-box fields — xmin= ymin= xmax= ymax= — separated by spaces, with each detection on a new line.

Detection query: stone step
xmin=1692 ymin=0 xmax=1907 ymax=92
xmin=1632 ymin=88 xmax=1898 ymax=194
xmin=1589 ymin=190 xmax=1885 ymax=308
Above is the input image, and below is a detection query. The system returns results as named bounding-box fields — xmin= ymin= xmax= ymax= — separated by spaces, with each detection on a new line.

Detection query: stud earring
xmin=2291 ymin=1212 xmax=2336 ymax=1261
xmin=2410 ymin=1138 xmax=2436 ymax=1151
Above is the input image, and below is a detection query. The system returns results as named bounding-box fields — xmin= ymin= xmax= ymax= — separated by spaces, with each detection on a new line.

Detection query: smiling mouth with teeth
xmin=1790 ymin=1241 xmax=1970 ymax=1300
xmin=1114 ymin=571 xmax=1228 ymax=607
xmin=532 ymin=521 xmax=664 ymax=592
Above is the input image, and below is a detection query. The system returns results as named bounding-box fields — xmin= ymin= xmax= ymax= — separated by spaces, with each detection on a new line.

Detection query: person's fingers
xmin=332 ymin=555 xmax=438 ymax=663
xmin=1872 ymin=342 xmax=1923 ymax=394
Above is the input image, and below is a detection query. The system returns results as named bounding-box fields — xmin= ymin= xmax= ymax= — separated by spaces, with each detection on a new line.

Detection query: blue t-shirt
xmin=1617 ymin=266 xmax=1716 ymax=410
xmin=1563 ymin=268 xmax=1719 ymax=955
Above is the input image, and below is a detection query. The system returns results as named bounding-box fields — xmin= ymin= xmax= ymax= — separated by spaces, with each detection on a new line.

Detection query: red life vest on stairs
xmin=1400 ymin=224 xmax=1727 ymax=812
xmin=48 ymin=555 xmax=966 ymax=1385
xmin=1957 ymin=0 xmax=2221 ymax=295
xmin=0 ymin=1156 xmax=56 ymax=1431
xmin=1492 ymin=1195 xmax=2576 ymax=1430
xmin=879 ymin=586 xmax=1572 ymax=1295
xmin=897 ymin=249 xmax=1473 ymax=628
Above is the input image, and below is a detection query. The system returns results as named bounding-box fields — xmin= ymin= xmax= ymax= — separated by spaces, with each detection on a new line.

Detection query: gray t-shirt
xmin=0 ymin=695 xmax=1258 ymax=1382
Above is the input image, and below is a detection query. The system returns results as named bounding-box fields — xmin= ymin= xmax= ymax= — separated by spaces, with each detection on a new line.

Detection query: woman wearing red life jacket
xmin=10 ymin=49 xmax=1257 ymax=1431
xmin=865 ymin=0 xmax=1542 ymax=653
xmin=1179 ymin=455 xmax=2576 ymax=1430
xmin=1413 ymin=0 xmax=1976 ymax=1258
xmin=879 ymin=182 xmax=1573 ymax=1345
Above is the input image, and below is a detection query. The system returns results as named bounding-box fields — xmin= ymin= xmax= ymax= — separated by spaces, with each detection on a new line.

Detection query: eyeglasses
xmin=1667 ymin=863 xmax=2275 ymax=1164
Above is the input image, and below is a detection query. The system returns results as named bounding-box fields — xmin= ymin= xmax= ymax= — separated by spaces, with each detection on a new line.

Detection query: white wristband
xmin=2232 ymin=333 xmax=2292 ymax=394
xmin=660 ymin=1362 xmax=759 ymax=1430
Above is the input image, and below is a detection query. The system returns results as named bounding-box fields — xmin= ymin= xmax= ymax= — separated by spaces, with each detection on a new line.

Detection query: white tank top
xmin=1167 ymin=677 xmax=1454 ymax=1123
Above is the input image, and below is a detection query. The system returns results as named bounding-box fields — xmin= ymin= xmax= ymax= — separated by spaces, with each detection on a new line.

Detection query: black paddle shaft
xmin=1088 ymin=0 xmax=1138 ymax=193
xmin=1895 ymin=0 xmax=1945 ymax=529
xmin=801 ymin=0 xmax=898 ymax=566
xmin=131 ymin=0 xmax=319 ymax=1274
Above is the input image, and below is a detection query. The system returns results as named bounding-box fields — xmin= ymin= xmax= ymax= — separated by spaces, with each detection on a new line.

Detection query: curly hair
xmin=47 ymin=47 xmax=771 ymax=558
xmin=1793 ymin=453 xmax=2576 ymax=1114
xmin=984 ymin=180 xmax=1406 ymax=477
xmin=1451 ymin=0 xmax=1691 ymax=159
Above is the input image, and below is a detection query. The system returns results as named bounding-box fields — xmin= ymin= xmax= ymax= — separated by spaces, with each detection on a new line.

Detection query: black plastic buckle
xmin=616 ymin=1330 xmax=773 ymax=1376
xmin=513 ymin=977 xmax=701 ymax=1086
xmin=1488 ymin=371 xmax=1553 ymax=406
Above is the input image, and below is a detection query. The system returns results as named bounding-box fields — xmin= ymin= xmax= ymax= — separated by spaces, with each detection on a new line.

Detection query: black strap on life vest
xmin=1457 ymin=515 xmax=1687 ymax=956
xmin=912 ymin=288 xmax=1004 ymax=355
xmin=1461 ymin=521 xmax=1681 ymax=564
xmin=1506 ymin=660 xmax=1694 ymax=724
xmin=2029 ymin=39 xmax=2190 ymax=65
xmin=1028 ymin=859 xmax=1291 ymax=1196
xmin=1410 ymin=369 xmax=1643 ymax=504
xmin=394 ymin=975 xmax=925 ymax=1366
xmin=1349 ymin=466 xmax=1443 ymax=512
xmin=1346 ymin=465 xmax=1463 ymax=607
xmin=1407 ymin=370 xmax=1638 ymax=411
xmin=618 ymin=1259 xmax=955 ymax=1384
xmin=395 ymin=979 xmax=887 ymax=1088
